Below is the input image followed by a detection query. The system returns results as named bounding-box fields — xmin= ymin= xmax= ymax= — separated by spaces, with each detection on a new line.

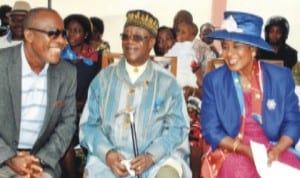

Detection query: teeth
xmin=229 ymin=58 xmax=238 ymax=65
xmin=50 ymin=48 xmax=61 ymax=53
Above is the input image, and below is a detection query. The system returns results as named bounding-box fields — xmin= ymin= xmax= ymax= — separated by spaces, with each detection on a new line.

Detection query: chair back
xmin=206 ymin=58 xmax=225 ymax=72
xmin=101 ymin=53 xmax=123 ymax=68
xmin=151 ymin=56 xmax=177 ymax=76
xmin=101 ymin=53 xmax=177 ymax=76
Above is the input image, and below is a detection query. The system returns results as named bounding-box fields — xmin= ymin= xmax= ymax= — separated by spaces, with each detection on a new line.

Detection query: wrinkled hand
xmin=5 ymin=152 xmax=32 ymax=177
xmin=105 ymin=150 xmax=127 ymax=177
xmin=27 ymin=156 xmax=43 ymax=178
xmin=130 ymin=154 xmax=154 ymax=175
xmin=5 ymin=152 xmax=43 ymax=178
xmin=267 ymin=146 xmax=281 ymax=167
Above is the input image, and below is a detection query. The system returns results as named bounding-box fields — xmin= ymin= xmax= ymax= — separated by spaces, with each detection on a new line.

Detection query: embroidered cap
xmin=7 ymin=1 xmax=31 ymax=16
xmin=206 ymin=11 xmax=273 ymax=51
xmin=124 ymin=9 xmax=159 ymax=36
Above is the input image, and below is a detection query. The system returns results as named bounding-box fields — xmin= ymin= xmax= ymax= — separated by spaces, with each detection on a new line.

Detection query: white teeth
xmin=229 ymin=58 xmax=238 ymax=65
xmin=50 ymin=48 xmax=61 ymax=53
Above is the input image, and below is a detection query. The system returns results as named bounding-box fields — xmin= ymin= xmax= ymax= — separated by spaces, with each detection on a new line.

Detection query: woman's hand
xmin=235 ymin=142 xmax=254 ymax=162
xmin=267 ymin=135 xmax=293 ymax=167
xmin=267 ymin=146 xmax=282 ymax=167
xmin=219 ymin=137 xmax=253 ymax=162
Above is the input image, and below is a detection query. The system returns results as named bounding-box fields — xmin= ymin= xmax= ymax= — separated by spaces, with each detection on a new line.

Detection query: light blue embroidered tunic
xmin=79 ymin=58 xmax=191 ymax=178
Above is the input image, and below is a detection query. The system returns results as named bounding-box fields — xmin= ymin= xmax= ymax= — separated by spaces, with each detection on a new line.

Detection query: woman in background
xmin=60 ymin=13 xmax=100 ymax=178
xmin=89 ymin=16 xmax=110 ymax=57
xmin=154 ymin=26 xmax=176 ymax=56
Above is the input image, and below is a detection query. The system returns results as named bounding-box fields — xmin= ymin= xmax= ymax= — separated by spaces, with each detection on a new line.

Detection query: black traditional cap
xmin=124 ymin=9 xmax=159 ymax=36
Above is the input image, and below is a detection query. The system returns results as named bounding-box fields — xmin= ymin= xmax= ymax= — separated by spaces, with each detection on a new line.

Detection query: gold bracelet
xmin=232 ymin=139 xmax=241 ymax=152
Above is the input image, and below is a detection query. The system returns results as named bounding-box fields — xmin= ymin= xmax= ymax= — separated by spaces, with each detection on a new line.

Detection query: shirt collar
xmin=21 ymin=44 xmax=49 ymax=76
xmin=125 ymin=60 xmax=148 ymax=83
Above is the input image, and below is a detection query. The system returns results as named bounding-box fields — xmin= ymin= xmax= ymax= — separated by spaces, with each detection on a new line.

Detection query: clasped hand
xmin=5 ymin=151 xmax=43 ymax=178
xmin=106 ymin=151 xmax=154 ymax=177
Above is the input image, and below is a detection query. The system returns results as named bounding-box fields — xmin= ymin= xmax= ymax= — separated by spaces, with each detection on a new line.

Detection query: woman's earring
xmin=252 ymin=52 xmax=256 ymax=59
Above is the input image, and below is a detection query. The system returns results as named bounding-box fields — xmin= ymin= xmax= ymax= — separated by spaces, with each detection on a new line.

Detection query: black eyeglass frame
xmin=27 ymin=27 xmax=67 ymax=39
xmin=120 ymin=33 xmax=150 ymax=42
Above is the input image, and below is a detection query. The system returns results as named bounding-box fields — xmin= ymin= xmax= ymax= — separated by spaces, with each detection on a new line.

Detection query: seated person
xmin=256 ymin=16 xmax=297 ymax=69
xmin=89 ymin=16 xmax=110 ymax=56
xmin=0 ymin=8 xmax=77 ymax=178
xmin=202 ymin=11 xmax=300 ymax=178
xmin=167 ymin=20 xmax=204 ymax=178
xmin=154 ymin=26 xmax=176 ymax=56
xmin=60 ymin=13 xmax=101 ymax=178
xmin=79 ymin=9 xmax=191 ymax=178
xmin=0 ymin=1 xmax=31 ymax=48
xmin=165 ymin=21 xmax=201 ymax=100
xmin=172 ymin=9 xmax=193 ymax=32
xmin=193 ymin=22 xmax=219 ymax=73
xmin=0 ymin=4 xmax=11 ymax=36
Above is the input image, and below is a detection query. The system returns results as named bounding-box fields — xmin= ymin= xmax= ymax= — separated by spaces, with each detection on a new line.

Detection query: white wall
xmin=2 ymin=0 xmax=213 ymax=53
xmin=2 ymin=0 xmax=299 ymax=59
xmin=51 ymin=0 xmax=213 ymax=53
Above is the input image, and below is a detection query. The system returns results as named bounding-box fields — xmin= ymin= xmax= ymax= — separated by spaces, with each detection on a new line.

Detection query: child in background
xmin=193 ymin=22 xmax=219 ymax=73
xmin=165 ymin=21 xmax=200 ymax=99
xmin=154 ymin=26 xmax=176 ymax=56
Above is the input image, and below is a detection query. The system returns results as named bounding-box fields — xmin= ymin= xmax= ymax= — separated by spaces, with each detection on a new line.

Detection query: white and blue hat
xmin=206 ymin=11 xmax=273 ymax=51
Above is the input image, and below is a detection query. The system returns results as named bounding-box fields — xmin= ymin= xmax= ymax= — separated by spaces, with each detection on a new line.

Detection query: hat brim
xmin=206 ymin=30 xmax=273 ymax=52
xmin=7 ymin=10 xmax=28 ymax=17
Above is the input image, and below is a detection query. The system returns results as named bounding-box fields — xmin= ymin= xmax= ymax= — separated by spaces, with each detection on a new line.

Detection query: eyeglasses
xmin=120 ymin=33 xmax=149 ymax=42
xmin=27 ymin=27 xmax=67 ymax=39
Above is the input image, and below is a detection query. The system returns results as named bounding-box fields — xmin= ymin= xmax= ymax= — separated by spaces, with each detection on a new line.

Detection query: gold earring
xmin=252 ymin=52 xmax=256 ymax=59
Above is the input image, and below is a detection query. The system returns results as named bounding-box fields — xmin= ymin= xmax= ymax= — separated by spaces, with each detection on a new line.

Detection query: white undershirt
xmin=18 ymin=44 xmax=49 ymax=149
xmin=125 ymin=60 xmax=148 ymax=83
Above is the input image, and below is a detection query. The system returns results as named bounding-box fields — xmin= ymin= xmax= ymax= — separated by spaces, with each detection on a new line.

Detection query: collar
xmin=125 ymin=60 xmax=148 ymax=83
xmin=21 ymin=44 xmax=49 ymax=76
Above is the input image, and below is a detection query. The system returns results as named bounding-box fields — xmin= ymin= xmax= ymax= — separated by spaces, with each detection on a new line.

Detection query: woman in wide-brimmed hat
xmin=200 ymin=11 xmax=300 ymax=178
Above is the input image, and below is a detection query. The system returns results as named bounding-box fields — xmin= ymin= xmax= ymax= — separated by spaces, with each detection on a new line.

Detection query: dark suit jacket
xmin=0 ymin=44 xmax=77 ymax=177
xmin=201 ymin=62 xmax=300 ymax=150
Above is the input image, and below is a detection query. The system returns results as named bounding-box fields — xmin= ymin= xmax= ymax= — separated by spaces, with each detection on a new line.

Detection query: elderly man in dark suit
xmin=0 ymin=8 xmax=77 ymax=178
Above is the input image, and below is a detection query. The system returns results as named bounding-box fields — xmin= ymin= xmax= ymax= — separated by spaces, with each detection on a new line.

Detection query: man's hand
xmin=105 ymin=150 xmax=127 ymax=177
xmin=130 ymin=153 xmax=154 ymax=175
xmin=27 ymin=156 xmax=43 ymax=178
xmin=5 ymin=152 xmax=44 ymax=178
xmin=5 ymin=152 xmax=32 ymax=177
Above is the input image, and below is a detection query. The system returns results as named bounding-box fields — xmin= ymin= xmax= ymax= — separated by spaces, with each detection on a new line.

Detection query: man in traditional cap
xmin=80 ymin=9 xmax=191 ymax=178
xmin=0 ymin=0 xmax=30 ymax=48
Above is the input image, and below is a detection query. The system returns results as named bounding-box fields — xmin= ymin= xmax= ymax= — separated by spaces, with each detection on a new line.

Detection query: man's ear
xmin=149 ymin=37 xmax=156 ymax=49
xmin=24 ymin=30 xmax=34 ymax=43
